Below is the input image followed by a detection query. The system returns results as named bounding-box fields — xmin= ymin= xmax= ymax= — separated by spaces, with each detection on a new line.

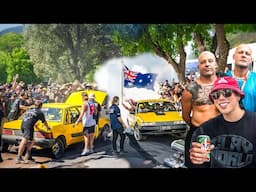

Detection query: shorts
xmin=83 ymin=125 xmax=95 ymax=135
xmin=21 ymin=126 xmax=34 ymax=141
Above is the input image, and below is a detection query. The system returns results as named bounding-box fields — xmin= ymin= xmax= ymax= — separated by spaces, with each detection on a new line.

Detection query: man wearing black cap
xmin=189 ymin=76 xmax=256 ymax=168
xmin=16 ymin=100 xmax=51 ymax=164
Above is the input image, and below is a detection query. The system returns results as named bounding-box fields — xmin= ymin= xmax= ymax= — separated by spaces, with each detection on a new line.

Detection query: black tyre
xmin=133 ymin=125 xmax=146 ymax=141
xmin=51 ymin=138 xmax=65 ymax=159
xmin=100 ymin=124 xmax=112 ymax=142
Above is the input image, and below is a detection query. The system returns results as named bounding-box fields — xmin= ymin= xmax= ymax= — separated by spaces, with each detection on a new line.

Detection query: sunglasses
xmin=210 ymin=89 xmax=233 ymax=100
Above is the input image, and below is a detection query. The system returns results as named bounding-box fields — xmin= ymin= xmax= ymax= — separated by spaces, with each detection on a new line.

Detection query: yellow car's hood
xmin=136 ymin=111 xmax=183 ymax=123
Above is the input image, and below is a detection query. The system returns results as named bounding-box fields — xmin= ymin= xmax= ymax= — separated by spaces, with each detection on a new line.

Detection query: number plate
xmin=14 ymin=130 xmax=23 ymax=136
xmin=161 ymin=126 xmax=170 ymax=130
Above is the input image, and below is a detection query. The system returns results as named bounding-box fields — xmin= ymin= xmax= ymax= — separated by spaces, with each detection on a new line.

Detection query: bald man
xmin=181 ymin=51 xmax=220 ymax=168
xmin=226 ymin=44 xmax=256 ymax=112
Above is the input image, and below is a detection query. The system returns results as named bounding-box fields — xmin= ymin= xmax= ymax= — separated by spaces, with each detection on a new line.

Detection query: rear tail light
xmin=2 ymin=129 xmax=13 ymax=135
xmin=35 ymin=131 xmax=53 ymax=139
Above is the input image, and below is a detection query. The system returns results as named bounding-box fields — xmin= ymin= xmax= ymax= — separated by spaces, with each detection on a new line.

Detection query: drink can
xmin=197 ymin=135 xmax=211 ymax=161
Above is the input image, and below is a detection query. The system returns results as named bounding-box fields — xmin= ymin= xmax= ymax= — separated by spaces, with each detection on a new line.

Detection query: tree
xmin=24 ymin=24 xmax=121 ymax=83
xmin=0 ymin=51 xmax=7 ymax=82
xmin=0 ymin=32 xmax=23 ymax=52
xmin=113 ymin=24 xmax=256 ymax=82
xmin=5 ymin=47 xmax=39 ymax=84
xmin=0 ymin=32 xmax=38 ymax=83
xmin=113 ymin=24 xmax=213 ymax=83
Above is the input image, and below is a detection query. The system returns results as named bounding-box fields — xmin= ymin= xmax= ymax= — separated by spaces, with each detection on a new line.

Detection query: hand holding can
xmin=197 ymin=135 xmax=211 ymax=162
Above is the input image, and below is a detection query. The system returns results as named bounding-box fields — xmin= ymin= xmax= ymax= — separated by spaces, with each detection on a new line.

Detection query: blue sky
xmin=0 ymin=24 xmax=23 ymax=32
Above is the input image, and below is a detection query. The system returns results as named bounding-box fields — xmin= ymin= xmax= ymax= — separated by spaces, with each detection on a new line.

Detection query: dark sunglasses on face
xmin=210 ymin=89 xmax=233 ymax=100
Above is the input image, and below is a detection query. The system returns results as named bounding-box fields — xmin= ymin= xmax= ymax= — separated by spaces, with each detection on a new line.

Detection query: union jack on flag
xmin=123 ymin=65 xmax=138 ymax=83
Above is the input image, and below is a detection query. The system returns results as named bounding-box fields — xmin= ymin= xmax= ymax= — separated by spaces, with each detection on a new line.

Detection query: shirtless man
xmin=181 ymin=51 xmax=220 ymax=168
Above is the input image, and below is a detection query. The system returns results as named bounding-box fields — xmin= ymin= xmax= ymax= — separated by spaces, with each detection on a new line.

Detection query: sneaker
xmin=81 ymin=149 xmax=89 ymax=156
xmin=89 ymin=149 xmax=94 ymax=153
xmin=16 ymin=156 xmax=24 ymax=164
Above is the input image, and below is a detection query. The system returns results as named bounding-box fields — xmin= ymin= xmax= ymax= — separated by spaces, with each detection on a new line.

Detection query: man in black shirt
xmin=190 ymin=76 xmax=256 ymax=168
xmin=16 ymin=100 xmax=51 ymax=164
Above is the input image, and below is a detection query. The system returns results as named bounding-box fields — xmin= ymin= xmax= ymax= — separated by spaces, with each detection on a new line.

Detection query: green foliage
xmin=112 ymin=24 xmax=212 ymax=82
xmin=5 ymin=47 xmax=39 ymax=83
xmin=0 ymin=51 xmax=7 ymax=83
xmin=0 ymin=32 xmax=39 ymax=83
xmin=225 ymin=24 xmax=256 ymax=34
xmin=0 ymin=33 xmax=23 ymax=52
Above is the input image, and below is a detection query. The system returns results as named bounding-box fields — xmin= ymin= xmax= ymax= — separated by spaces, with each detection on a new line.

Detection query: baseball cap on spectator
xmin=209 ymin=76 xmax=245 ymax=102
xmin=89 ymin=93 xmax=95 ymax=99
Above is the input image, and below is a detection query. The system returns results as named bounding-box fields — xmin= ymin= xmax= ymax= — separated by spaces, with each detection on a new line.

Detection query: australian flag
xmin=123 ymin=65 xmax=156 ymax=90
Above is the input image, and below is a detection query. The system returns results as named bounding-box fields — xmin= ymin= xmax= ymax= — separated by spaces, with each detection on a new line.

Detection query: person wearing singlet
xmin=181 ymin=51 xmax=220 ymax=168
xmin=226 ymin=44 xmax=256 ymax=112
xmin=75 ymin=92 xmax=97 ymax=156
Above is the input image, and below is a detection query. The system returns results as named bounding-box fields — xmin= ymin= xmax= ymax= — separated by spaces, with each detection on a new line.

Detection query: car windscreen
xmin=41 ymin=108 xmax=62 ymax=122
xmin=137 ymin=101 xmax=176 ymax=113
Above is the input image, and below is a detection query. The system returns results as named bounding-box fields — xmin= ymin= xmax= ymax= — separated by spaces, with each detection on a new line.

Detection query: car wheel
xmin=133 ymin=125 xmax=146 ymax=141
xmin=100 ymin=124 xmax=112 ymax=142
xmin=51 ymin=138 xmax=65 ymax=159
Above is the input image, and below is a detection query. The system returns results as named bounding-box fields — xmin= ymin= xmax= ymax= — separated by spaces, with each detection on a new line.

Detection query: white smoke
xmin=94 ymin=53 xmax=178 ymax=124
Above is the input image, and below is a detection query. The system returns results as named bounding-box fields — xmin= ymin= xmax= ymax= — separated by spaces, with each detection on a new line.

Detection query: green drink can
xmin=197 ymin=135 xmax=211 ymax=161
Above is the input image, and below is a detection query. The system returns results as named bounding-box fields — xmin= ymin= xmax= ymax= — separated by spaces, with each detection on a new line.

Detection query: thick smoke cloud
xmin=94 ymin=53 xmax=178 ymax=124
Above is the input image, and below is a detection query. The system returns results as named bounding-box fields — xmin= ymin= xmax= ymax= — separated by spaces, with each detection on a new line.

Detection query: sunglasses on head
xmin=210 ymin=89 xmax=233 ymax=100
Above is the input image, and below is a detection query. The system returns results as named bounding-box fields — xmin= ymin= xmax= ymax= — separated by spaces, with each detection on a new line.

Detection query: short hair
xmin=81 ymin=92 xmax=88 ymax=97
xmin=34 ymin=100 xmax=43 ymax=108
xmin=112 ymin=96 xmax=119 ymax=104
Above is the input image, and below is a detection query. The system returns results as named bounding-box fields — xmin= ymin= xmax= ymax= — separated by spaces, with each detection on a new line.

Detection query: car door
xmin=66 ymin=106 xmax=83 ymax=144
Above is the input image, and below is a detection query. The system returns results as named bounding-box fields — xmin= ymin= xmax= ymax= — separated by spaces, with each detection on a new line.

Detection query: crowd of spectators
xmin=0 ymin=75 xmax=97 ymax=120
xmin=157 ymin=80 xmax=186 ymax=110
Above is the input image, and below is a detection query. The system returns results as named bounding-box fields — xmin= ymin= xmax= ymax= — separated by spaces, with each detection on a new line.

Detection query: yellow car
xmin=2 ymin=90 xmax=111 ymax=159
xmin=127 ymin=99 xmax=188 ymax=141
xmin=65 ymin=90 xmax=111 ymax=142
